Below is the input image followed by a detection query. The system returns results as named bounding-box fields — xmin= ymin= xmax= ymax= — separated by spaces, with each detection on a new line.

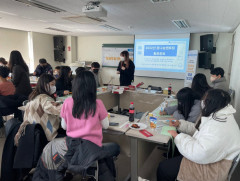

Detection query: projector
xmin=82 ymin=5 xmax=107 ymax=17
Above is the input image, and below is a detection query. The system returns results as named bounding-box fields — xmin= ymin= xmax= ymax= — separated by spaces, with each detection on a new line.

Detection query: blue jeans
xmin=102 ymin=142 xmax=120 ymax=158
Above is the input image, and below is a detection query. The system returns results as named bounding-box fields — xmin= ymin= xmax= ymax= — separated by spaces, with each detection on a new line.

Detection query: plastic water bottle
xmin=129 ymin=102 xmax=135 ymax=122
xmin=168 ymin=83 xmax=172 ymax=95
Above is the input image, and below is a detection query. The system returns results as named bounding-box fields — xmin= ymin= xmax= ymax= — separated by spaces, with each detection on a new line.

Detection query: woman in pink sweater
xmin=61 ymin=71 xmax=120 ymax=158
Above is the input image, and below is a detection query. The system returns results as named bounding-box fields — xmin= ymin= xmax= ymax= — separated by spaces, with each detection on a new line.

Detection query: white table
xmin=120 ymin=89 xmax=168 ymax=112
xmin=56 ymin=89 xmax=118 ymax=111
xmin=125 ymin=111 xmax=173 ymax=181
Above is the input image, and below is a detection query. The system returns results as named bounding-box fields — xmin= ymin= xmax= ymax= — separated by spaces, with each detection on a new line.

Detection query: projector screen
xmin=134 ymin=34 xmax=190 ymax=79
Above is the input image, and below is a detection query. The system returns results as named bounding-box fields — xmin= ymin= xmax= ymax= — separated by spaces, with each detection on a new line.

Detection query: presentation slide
xmin=134 ymin=34 xmax=190 ymax=79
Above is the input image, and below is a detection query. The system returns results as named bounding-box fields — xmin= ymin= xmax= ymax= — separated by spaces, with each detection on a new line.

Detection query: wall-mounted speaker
xmin=54 ymin=36 xmax=64 ymax=50
xmin=198 ymin=52 xmax=211 ymax=69
xmin=54 ymin=50 xmax=65 ymax=63
xmin=200 ymin=34 xmax=214 ymax=53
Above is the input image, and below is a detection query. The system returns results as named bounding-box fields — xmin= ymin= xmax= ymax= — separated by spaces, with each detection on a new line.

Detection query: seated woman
xmin=157 ymin=89 xmax=240 ymax=181
xmin=56 ymin=66 xmax=72 ymax=97
xmin=75 ymin=67 xmax=86 ymax=75
xmin=15 ymin=74 xmax=62 ymax=143
xmin=61 ymin=70 xmax=120 ymax=158
xmin=0 ymin=66 xmax=15 ymax=96
xmin=0 ymin=66 xmax=16 ymax=128
xmin=191 ymin=73 xmax=212 ymax=99
xmin=160 ymin=87 xmax=201 ymax=123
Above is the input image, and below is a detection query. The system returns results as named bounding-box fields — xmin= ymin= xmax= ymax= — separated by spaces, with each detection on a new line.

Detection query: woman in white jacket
xmin=157 ymin=89 xmax=240 ymax=181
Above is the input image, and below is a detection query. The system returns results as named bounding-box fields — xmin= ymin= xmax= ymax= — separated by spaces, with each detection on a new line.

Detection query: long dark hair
xmin=202 ymin=89 xmax=231 ymax=118
xmin=8 ymin=50 xmax=29 ymax=72
xmin=195 ymin=89 xmax=231 ymax=129
xmin=72 ymin=71 xmax=97 ymax=119
xmin=191 ymin=73 xmax=212 ymax=99
xmin=120 ymin=51 xmax=130 ymax=68
xmin=29 ymin=74 xmax=55 ymax=101
xmin=58 ymin=66 xmax=71 ymax=88
xmin=177 ymin=87 xmax=196 ymax=120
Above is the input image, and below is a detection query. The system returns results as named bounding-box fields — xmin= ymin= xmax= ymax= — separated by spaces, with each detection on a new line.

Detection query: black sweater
xmin=117 ymin=60 xmax=135 ymax=86
xmin=56 ymin=78 xmax=72 ymax=97
xmin=12 ymin=65 xmax=32 ymax=97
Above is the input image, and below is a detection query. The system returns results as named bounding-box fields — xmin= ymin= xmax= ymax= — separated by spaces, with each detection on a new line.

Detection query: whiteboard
xmin=102 ymin=44 xmax=134 ymax=67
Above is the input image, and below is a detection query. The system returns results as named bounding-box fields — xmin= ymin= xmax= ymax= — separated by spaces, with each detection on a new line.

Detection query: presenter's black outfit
xmin=117 ymin=60 xmax=135 ymax=86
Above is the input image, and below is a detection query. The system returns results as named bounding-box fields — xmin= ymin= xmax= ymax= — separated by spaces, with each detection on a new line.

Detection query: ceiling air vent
xmin=46 ymin=28 xmax=70 ymax=33
xmin=151 ymin=0 xmax=171 ymax=3
xmin=172 ymin=19 xmax=190 ymax=29
xmin=99 ymin=24 xmax=122 ymax=31
xmin=63 ymin=16 xmax=105 ymax=25
xmin=14 ymin=0 xmax=65 ymax=13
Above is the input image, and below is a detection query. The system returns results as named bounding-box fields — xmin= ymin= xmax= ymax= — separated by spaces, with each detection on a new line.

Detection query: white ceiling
xmin=0 ymin=0 xmax=240 ymax=36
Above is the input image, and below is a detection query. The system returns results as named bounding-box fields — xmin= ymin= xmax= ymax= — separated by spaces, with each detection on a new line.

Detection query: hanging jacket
xmin=13 ymin=123 xmax=48 ymax=169
xmin=33 ymin=137 xmax=115 ymax=181
xmin=1 ymin=121 xmax=48 ymax=181
xmin=1 ymin=119 xmax=21 ymax=181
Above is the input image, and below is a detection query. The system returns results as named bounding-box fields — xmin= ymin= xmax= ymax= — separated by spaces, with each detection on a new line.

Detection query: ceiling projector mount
xmin=82 ymin=1 xmax=107 ymax=18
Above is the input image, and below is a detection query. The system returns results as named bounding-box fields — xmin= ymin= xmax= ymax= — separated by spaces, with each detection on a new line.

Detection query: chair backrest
xmin=228 ymin=89 xmax=235 ymax=104
xmin=23 ymin=100 xmax=29 ymax=106
xmin=228 ymin=153 xmax=240 ymax=181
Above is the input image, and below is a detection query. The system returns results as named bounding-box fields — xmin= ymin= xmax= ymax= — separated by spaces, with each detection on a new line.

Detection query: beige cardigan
xmin=23 ymin=94 xmax=62 ymax=141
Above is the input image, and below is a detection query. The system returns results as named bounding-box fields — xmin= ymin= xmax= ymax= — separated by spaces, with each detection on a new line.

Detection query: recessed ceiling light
xmin=0 ymin=10 xmax=17 ymax=16
xmin=46 ymin=27 xmax=70 ymax=33
xmin=14 ymin=0 xmax=65 ymax=13
xmin=22 ymin=16 xmax=34 ymax=20
xmin=38 ymin=20 xmax=48 ymax=23
xmin=99 ymin=24 xmax=122 ymax=31
xmin=151 ymin=0 xmax=171 ymax=3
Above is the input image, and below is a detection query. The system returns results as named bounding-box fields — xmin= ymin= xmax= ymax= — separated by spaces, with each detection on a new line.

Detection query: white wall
xmin=0 ymin=27 xmax=29 ymax=65
xmin=190 ymin=33 xmax=233 ymax=84
xmin=71 ymin=36 xmax=78 ymax=63
xmin=230 ymin=25 xmax=240 ymax=124
xmin=77 ymin=33 xmax=233 ymax=91
xmin=32 ymin=32 xmax=62 ymax=70
xmin=31 ymin=33 xmax=78 ymax=71
xmin=0 ymin=28 xmax=76 ymax=71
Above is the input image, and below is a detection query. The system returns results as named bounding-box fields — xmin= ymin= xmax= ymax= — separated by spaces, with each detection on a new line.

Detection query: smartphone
xmin=109 ymin=122 xmax=119 ymax=126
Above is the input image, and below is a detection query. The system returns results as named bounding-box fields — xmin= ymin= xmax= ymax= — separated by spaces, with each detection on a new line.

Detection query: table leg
xmin=118 ymin=94 xmax=121 ymax=114
xmin=131 ymin=138 xmax=138 ymax=181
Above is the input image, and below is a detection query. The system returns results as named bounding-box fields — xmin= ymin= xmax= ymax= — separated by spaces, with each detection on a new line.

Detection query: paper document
xmin=160 ymin=126 xmax=176 ymax=137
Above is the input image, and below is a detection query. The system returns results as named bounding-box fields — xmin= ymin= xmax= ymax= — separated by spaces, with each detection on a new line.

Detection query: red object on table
xmin=136 ymin=82 xmax=144 ymax=88
xmin=139 ymin=130 xmax=153 ymax=137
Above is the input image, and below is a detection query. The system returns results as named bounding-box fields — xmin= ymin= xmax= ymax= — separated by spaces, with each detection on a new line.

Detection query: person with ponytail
xmin=117 ymin=51 xmax=135 ymax=86
xmin=157 ymin=89 xmax=240 ymax=181
xmin=15 ymin=74 xmax=62 ymax=143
